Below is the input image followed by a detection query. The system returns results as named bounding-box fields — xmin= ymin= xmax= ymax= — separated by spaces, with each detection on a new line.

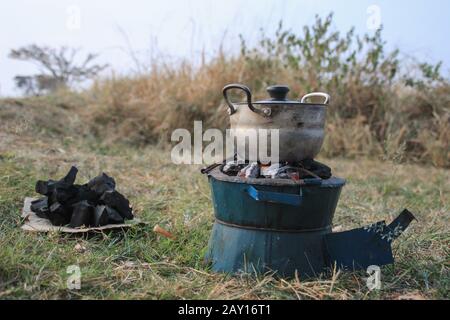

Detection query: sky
xmin=0 ymin=0 xmax=449 ymax=96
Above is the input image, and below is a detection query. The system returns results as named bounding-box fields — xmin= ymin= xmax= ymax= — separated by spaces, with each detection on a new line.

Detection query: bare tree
xmin=9 ymin=44 xmax=109 ymax=95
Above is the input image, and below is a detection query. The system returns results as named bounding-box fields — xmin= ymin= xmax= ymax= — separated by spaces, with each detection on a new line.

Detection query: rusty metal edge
xmin=207 ymin=166 xmax=346 ymax=187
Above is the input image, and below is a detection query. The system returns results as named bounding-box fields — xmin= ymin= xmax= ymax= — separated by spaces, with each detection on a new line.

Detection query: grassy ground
xmin=0 ymin=104 xmax=449 ymax=300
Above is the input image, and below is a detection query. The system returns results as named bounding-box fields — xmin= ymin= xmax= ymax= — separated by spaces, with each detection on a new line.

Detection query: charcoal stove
xmin=202 ymin=84 xmax=415 ymax=278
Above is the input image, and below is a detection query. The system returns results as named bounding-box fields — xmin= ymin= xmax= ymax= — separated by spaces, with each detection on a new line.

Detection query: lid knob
xmin=267 ymin=85 xmax=290 ymax=101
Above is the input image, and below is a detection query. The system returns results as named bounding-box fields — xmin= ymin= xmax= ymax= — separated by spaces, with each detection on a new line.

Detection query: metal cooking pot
xmin=223 ymin=84 xmax=330 ymax=162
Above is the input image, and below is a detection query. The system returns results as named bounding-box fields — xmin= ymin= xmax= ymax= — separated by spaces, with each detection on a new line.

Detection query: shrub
xmin=76 ymin=14 xmax=450 ymax=167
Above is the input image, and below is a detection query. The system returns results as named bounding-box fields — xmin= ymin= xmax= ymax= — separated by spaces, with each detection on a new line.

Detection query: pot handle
xmin=300 ymin=92 xmax=330 ymax=105
xmin=223 ymin=84 xmax=271 ymax=117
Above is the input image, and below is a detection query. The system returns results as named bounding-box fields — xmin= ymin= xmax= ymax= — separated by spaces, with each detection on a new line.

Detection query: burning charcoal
xmin=273 ymin=165 xmax=299 ymax=179
xmin=92 ymin=205 xmax=109 ymax=227
xmin=286 ymin=171 xmax=300 ymax=181
xmin=222 ymin=161 xmax=244 ymax=175
xmin=100 ymin=190 xmax=133 ymax=220
xmin=246 ymin=163 xmax=260 ymax=178
xmin=261 ymin=163 xmax=282 ymax=178
xmin=106 ymin=206 xmax=124 ymax=224
xmin=70 ymin=201 xmax=93 ymax=228
xmin=300 ymin=159 xmax=331 ymax=179
xmin=30 ymin=197 xmax=49 ymax=218
xmin=48 ymin=202 xmax=71 ymax=226
xmin=298 ymin=167 xmax=320 ymax=179
xmin=88 ymin=173 xmax=116 ymax=196
xmin=238 ymin=162 xmax=260 ymax=178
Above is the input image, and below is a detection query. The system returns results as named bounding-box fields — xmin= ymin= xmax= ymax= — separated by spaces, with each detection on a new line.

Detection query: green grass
xmin=0 ymin=121 xmax=448 ymax=300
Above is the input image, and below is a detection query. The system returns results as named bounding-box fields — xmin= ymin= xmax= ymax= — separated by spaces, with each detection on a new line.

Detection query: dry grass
xmin=0 ymin=108 xmax=448 ymax=299
xmin=3 ymin=14 xmax=449 ymax=168
xmin=5 ymin=59 xmax=448 ymax=169
xmin=0 ymin=14 xmax=448 ymax=299
xmin=72 ymin=15 xmax=450 ymax=168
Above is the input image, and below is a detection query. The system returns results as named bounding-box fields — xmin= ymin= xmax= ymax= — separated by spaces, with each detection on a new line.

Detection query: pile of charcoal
xmin=221 ymin=158 xmax=332 ymax=180
xmin=30 ymin=166 xmax=134 ymax=228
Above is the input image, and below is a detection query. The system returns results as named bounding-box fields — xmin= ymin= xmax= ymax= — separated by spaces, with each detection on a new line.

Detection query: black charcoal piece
xmin=48 ymin=185 xmax=78 ymax=205
xmin=92 ymin=205 xmax=109 ymax=227
xmin=105 ymin=206 xmax=124 ymax=224
xmin=88 ymin=173 xmax=116 ymax=196
xmin=300 ymin=159 xmax=332 ymax=179
xmin=30 ymin=197 xmax=49 ymax=218
xmin=62 ymin=166 xmax=78 ymax=185
xmin=32 ymin=167 xmax=133 ymax=227
xmin=35 ymin=179 xmax=56 ymax=195
xmin=100 ymin=190 xmax=133 ymax=220
xmin=35 ymin=166 xmax=78 ymax=198
xmin=70 ymin=201 xmax=93 ymax=228
xmin=65 ymin=184 xmax=99 ymax=206
xmin=47 ymin=202 xmax=71 ymax=226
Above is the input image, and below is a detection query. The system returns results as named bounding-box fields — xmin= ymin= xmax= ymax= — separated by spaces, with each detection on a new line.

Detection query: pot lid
xmin=254 ymin=85 xmax=298 ymax=104
xmin=252 ymin=85 xmax=329 ymax=105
